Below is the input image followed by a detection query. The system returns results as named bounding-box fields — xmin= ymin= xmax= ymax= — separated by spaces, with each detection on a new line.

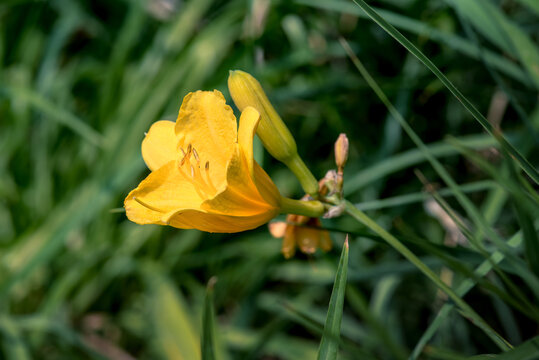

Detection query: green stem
xmin=343 ymin=200 xmax=512 ymax=351
xmin=284 ymin=155 xmax=319 ymax=197
xmin=280 ymin=197 xmax=325 ymax=217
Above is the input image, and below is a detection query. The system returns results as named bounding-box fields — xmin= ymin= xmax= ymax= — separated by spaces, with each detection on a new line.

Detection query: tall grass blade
xmin=348 ymin=0 xmax=539 ymax=184
xmin=447 ymin=0 xmax=539 ymax=87
xmin=317 ymin=237 xmax=349 ymax=360
xmin=410 ymin=228 xmax=529 ymax=359
xmin=202 ymin=277 xmax=217 ymax=360
xmin=471 ymin=336 xmax=539 ymax=360
xmin=339 ymin=37 xmax=539 ymax=298
xmin=343 ymin=201 xmax=511 ymax=351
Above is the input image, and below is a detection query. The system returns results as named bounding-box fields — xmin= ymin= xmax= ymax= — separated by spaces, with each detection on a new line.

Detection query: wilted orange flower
xmin=270 ymin=213 xmax=332 ymax=259
xmin=124 ymin=90 xmax=282 ymax=233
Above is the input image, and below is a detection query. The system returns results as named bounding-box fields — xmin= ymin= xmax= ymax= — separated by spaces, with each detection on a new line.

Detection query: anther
xmin=192 ymin=147 xmax=199 ymax=162
xmin=190 ymin=165 xmax=195 ymax=178
xmin=180 ymin=147 xmax=186 ymax=156
xmin=186 ymin=144 xmax=192 ymax=156
xmin=205 ymin=161 xmax=209 ymax=171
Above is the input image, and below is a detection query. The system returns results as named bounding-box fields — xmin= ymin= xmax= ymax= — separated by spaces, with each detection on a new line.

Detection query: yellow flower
xmin=124 ymin=90 xmax=282 ymax=233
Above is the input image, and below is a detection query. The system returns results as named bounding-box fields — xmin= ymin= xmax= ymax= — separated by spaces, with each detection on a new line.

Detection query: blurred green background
xmin=1 ymin=0 xmax=538 ymax=358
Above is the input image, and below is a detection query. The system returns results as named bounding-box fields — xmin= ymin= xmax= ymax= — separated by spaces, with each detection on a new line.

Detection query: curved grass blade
xmin=0 ymin=85 xmax=104 ymax=147
xmin=202 ymin=277 xmax=218 ymax=360
xmin=447 ymin=0 xmax=539 ymax=87
xmin=470 ymin=335 xmax=539 ymax=360
xmin=344 ymin=134 xmax=496 ymax=194
xmin=344 ymin=201 xmax=512 ymax=351
xmin=317 ymin=237 xmax=349 ymax=360
xmin=294 ymin=0 xmax=531 ymax=87
xmin=339 ymin=37 xmax=539 ymax=299
xmin=349 ymin=0 xmax=539 ymax=185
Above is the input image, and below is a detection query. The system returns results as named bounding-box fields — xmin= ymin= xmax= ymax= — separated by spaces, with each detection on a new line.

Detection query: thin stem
xmin=280 ymin=197 xmax=325 ymax=217
xmin=284 ymin=154 xmax=319 ymax=197
xmin=343 ymin=200 xmax=511 ymax=351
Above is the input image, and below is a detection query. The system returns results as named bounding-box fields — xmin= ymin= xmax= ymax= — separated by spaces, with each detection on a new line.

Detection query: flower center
xmin=177 ymin=142 xmax=217 ymax=198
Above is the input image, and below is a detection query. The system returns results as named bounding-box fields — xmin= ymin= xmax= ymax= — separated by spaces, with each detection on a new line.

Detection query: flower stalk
xmin=280 ymin=197 xmax=325 ymax=218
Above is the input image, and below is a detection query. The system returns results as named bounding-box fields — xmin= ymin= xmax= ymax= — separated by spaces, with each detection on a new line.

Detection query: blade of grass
xmin=294 ymin=0 xmax=532 ymax=87
xmin=318 ymin=237 xmax=349 ymax=360
xmin=0 ymin=85 xmax=104 ymax=146
xmin=470 ymin=335 xmax=539 ymax=360
xmin=447 ymin=0 xmax=539 ymax=87
xmin=0 ymin=316 xmax=31 ymax=360
xmin=344 ymin=134 xmax=496 ymax=194
xmin=355 ymin=180 xmax=497 ymax=211
xmin=455 ymin=8 xmax=538 ymax=146
xmin=343 ymin=200 xmax=511 ymax=351
xmin=348 ymin=0 xmax=539 ymax=184
xmin=409 ymin=226 xmax=532 ymax=359
xmin=202 ymin=277 xmax=217 ymax=360
xmin=340 ymin=37 xmax=539 ymax=298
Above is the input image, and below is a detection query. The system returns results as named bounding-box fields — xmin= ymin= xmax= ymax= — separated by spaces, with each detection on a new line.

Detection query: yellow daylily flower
xmin=124 ymin=90 xmax=283 ymax=233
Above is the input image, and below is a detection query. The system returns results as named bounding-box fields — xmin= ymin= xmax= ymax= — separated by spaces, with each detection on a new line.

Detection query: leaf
xmin=447 ymin=0 xmax=539 ymax=87
xmin=470 ymin=335 xmax=539 ymax=360
xmin=348 ymin=0 xmax=539 ymax=184
xmin=202 ymin=277 xmax=217 ymax=360
xmin=144 ymin=266 xmax=201 ymax=360
xmin=317 ymin=237 xmax=349 ymax=360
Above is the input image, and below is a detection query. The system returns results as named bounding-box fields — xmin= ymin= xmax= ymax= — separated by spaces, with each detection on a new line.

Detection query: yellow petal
xmin=124 ymin=161 xmax=203 ymax=225
xmin=175 ymin=90 xmax=237 ymax=190
xmin=202 ymin=147 xmax=278 ymax=216
xmin=237 ymin=106 xmax=260 ymax=178
xmin=269 ymin=221 xmax=287 ymax=238
xmin=165 ymin=209 xmax=279 ymax=233
xmin=141 ymin=120 xmax=178 ymax=171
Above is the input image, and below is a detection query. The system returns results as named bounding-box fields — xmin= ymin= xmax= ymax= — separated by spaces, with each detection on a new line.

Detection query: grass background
xmin=1 ymin=0 xmax=538 ymax=358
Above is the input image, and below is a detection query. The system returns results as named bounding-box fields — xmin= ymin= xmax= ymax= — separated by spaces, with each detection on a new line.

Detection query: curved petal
xmin=175 ymin=90 xmax=237 ymax=190
xmin=124 ymin=161 xmax=204 ymax=225
xmin=201 ymin=146 xmax=280 ymax=216
xmin=141 ymin=120 xmax=178 ymax=171
xmin=166 ymin=208 xmax=280 ymax=233
xmin=237 ymin=106 xmax=260 ymax=177
xmin=252 ymin=162 xmax=282 ymax=207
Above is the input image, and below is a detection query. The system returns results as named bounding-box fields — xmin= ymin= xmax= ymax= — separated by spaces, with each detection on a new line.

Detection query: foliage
xmin=0 ymin=0 xmax=537 ymax=358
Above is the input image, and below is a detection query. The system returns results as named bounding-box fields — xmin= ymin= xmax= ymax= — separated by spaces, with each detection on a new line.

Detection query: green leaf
xmin=202 ymin=277 xmax=217 ymax=360
xmin=294 ymin=0 xmax=532 ymax=87
xmin=471 ymin=335 xmax=539 ymax=360
xmin=447 ymin=0 xmax=539 ymax=87
xmin=348 ymin=0 xmax=539 ymax=184
xmin=317 ymin=237 xmax=349 ymax=360
xmin=343 ymin=201 xmax=512 ymax=351
xmin=143 ymin=265 xmax=201 ymax=360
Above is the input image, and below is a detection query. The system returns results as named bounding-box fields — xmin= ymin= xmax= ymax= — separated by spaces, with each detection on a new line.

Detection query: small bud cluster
xmin=318 ymin=133 xmax=349 ymax=218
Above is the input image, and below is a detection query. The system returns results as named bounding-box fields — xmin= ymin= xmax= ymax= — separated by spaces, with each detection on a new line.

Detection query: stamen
xmin=133 ymin=197 xmax=165 ymax=213
xmin=190 ymin=165 xmax=195 ymax=178
xmin=192 ymin=147 xmax=200 ymax=163
xmin=203 ymin=161 xmax=217 ymax=193
xmin=180 ymin=147 xmax=186 ymax=156
xmin=186 ymin=144 xmax=192 ymax=157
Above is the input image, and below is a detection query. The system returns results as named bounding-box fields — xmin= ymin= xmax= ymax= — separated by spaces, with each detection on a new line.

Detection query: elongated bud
xmin=228 ymin=70 xmax=319 ymax=196
xmin=228 ymin=70 xmax=296 ymax=160
xmin=335 ymin=133 xmax=349 ymax=174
